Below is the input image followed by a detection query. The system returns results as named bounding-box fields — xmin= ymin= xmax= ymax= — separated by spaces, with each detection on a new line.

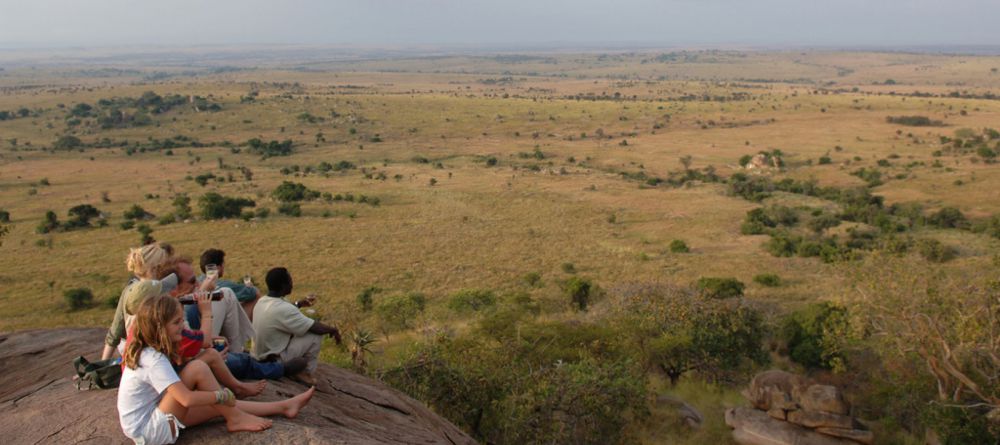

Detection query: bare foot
xmin=226 ymin=411 xmax=273 ymax=433
xmin=282 ymin=386 xmax=316 ymax=419
xmin=234 ymin=380 xmax=267 ymax=398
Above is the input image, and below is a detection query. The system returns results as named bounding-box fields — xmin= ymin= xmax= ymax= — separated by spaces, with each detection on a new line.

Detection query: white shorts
xmin=131 ymin=408 xmax=185 ymax=445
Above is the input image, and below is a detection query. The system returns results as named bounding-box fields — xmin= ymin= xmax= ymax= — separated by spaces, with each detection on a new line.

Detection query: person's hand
xmin=297 ymin=294 xmax=317 ymax=308
xmin=199 ymin=274 xmax=217 ymax=292
xmin=195 ymin=291 xmax=213 ymax=314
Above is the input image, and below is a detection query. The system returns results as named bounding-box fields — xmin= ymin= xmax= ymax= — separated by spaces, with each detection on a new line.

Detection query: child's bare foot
xmin=282 ymin=386 xmax=316 ymax=419
xmin=226 ymin=411 xmax=273 ymax=433
xmin=234 ymin=380 xmax=267 ymax=398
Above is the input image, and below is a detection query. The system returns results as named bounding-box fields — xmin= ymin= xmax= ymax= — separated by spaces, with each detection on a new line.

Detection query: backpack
xmin=73 ymin=356 xmax=122 ymax=390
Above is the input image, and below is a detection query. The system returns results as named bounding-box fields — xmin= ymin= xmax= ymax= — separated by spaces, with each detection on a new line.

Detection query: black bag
xmin=73 ymin=356 xmax=122 ymax=390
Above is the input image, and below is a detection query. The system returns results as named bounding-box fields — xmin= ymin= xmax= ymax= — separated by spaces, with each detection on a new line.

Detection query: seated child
xmin=117 ymin=294 xmax=315 ymax=445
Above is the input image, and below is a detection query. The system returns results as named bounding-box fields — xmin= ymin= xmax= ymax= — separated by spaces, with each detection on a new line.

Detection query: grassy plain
xmin=1 ymin=48 xmax=999 ymax=443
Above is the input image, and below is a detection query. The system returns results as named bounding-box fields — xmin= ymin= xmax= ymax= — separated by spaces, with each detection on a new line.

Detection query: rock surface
xmin=726 ymin=408 xmax=856 ymax=445
xmin=730 ymin=370 xmax=872 ymax=445
xmin=0 ymin=328 xmax=476 ymax=445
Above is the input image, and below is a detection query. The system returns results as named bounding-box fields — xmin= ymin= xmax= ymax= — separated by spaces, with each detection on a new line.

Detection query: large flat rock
xmin=0 ymin=328 xmax=475 ymax=445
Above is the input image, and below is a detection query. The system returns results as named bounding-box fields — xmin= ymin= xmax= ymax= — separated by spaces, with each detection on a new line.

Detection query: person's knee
xmin=200 ymin=347 xmax=222 ymax=364
xmin=181 ymin=359 xmax=212 ymax=383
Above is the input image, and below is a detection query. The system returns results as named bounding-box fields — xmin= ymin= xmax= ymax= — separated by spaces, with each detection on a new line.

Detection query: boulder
xmin=745 ymin=370 xmax=809 ymax=411
xmin=787 ymin=409 xmax=855 ymax=429
xmin=656 ymin=395 xmax=704 ymax=429
xmin=800 ymin=384 xmax=850 ymax=415
xmin=816 ymin=427 xmax=875 ymax=445
xmin=0 ymin=328 xmax=476 ymax=445
xmin=726 ymin=408 xmax=859 ymax=445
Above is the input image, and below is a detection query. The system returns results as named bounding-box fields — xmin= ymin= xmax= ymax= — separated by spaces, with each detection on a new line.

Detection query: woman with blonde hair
xmin=102 ymin=242 xmax=177 ymax=360
xmin=118 ymin=294 xmax=313 ymax=444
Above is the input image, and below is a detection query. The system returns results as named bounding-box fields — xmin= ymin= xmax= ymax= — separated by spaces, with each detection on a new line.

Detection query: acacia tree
xmin=608 ymin=283 xmax=768 ymax=385
xmin=850 ymin=254 xmax=1000 ymax=416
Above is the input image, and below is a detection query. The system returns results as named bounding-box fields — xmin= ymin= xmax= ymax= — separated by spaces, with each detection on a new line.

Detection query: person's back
xmin=251 ymin=294 xmax=311 ymax=360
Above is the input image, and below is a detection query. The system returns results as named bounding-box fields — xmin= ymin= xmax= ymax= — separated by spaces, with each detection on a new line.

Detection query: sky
xmin=1 ymin=0 xmax=998 ymax=48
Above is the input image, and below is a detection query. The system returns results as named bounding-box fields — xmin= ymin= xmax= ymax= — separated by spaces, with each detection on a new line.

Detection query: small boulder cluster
xmin=726 ymin=370 xmax=873 ymax=445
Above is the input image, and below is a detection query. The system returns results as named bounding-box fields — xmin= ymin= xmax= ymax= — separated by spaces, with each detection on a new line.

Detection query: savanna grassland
xmin=2 ymin=48 xmax=1000 ymax=443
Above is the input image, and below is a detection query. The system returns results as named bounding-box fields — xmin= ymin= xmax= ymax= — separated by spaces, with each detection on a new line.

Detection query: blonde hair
xmin=124 ymin=294 xmax=182 ymax=370
xmin=125 ymin=243 xmax=173 ymax=279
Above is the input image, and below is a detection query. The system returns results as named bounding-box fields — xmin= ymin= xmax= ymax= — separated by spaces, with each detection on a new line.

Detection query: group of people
xmin=102 ymin=242 xmax=343 ymax=445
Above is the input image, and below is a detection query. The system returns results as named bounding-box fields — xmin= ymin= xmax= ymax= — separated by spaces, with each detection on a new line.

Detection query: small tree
xmin=669 ymin=239 xmax=690 ymax=253
xmin=564 ymin=277 xmax=593 ymax=311
xmin=696 ymin=277 xmax=745 ymax=299
xmin=356 ymin=286 xmax=381 ymax=312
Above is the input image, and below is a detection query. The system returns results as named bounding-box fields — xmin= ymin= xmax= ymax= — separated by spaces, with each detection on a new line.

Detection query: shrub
xmin=696 ymin=277 xmax=745 ymax=299
xmin=54 ymin=135 xmax=83 ymax=150
xmin=807 ymin=213 xmax=841 ymax=233
xmin=448 ymin=289 xmax=497 ymax=312
xmin=136 ymin=224 xmax=154 ymax=244
xmin=277 ymin=202 xmax=302 ymax=217
xmin=780 ymin=302 xmax=848 ymax=370
xmin=741 ymin=208 xmax=776 ymax=235
xmin=669 ymin=239 xmax=690 ymax=253
xmin=272 ymin=181 xmax=320 ymax=202
xmin=119 ymin=220 xmax=135 ymax=230
xmin=818 ymin=155 xmax=832 ymax=165
xmin=560 ymin=262 xmax=576 ymax=274
xmin=64 ymin=288 xmax=94 ymax=310
xmin=926 ymin=207 xmax=969 ymax=229
xmin=356 ymin=286 xmax=380 ymax=312
xmin=917 ymin=238 xmax=956 ymax=263
xmin=123 ymin=204 xmax=151 ymax=220
xmin=375 ymin=292 xmax=426 ymax=332
xmin=199 ymin=193 xmax=255 ymax=220
xmin=564 ymin=277 xmax=593 ymax=311
xmin=254 ymin=207 xmax=270 ymax=219
xmin=522 ymin=272 xmax=542 ymax=287
xmin=172 ymin=194 xmax=192 ymax=220
xmin=37 ymin=210 xmax=60 ymax=234
xmin=158 ymin=213 xmax=176 ymax=225
xmin=0 ymin=209 xmax=10 ymax=222
xmin=885 ymin=115 xmax=943 ymax=126
xmin=753 ymin=273 xmax=781 ymax=287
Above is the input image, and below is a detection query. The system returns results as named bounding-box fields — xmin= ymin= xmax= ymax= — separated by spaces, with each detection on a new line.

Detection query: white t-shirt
xmin=117 ymin=347 xmax=181 ymax=439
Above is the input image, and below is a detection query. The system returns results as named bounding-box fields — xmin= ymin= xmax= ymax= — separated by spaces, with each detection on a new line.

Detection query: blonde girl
xmin=117 ymin=294 xmax=314 ymax=445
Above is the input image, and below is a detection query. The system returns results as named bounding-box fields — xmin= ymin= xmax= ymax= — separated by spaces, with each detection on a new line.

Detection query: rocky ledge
xmin=0 ymin=328 xmax=475 ymax=445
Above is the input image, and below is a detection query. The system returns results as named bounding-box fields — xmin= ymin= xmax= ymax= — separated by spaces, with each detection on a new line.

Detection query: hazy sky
xmin=1 ymin=0 xmax=998 ymax=48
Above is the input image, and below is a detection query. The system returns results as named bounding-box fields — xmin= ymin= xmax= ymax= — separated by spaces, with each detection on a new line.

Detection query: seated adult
xmin=171 ymin=256 xmax=254 ymax=354
xmin=188 ymin=248 xmax=261 ymax=319
xmin=102 ymin=242 xmax=174 ymax=360
xmin=252 ymin=267 xmax=341 ymax=385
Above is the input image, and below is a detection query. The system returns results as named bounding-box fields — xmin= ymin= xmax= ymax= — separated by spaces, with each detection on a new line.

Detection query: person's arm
xmin=308 ymin=321 xmax=342 ymax=344
xmin=101 ymin=287 xmax=130 ymax=359
xmin=196 ymin=292 xmax=213 ymax=349
xmin=163 ymin=382 xmax=236 ymax=408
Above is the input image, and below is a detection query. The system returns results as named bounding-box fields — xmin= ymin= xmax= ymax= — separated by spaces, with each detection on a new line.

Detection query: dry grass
xmin=0 ymin=48 xmax=998 ymax=443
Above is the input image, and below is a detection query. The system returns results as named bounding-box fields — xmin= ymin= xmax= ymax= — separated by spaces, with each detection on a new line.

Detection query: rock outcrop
xmin=726 ymin=370 xmax=873 ymax=445
xmin=0 ymin=328 xmax=475 ymax=445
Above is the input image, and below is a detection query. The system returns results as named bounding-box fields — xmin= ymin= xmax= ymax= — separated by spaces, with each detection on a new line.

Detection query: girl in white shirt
xmin=118 ymin=294 xmax=315 ymax=445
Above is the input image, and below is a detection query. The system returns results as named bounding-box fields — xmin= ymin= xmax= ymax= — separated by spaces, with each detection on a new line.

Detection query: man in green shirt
xmin=251 ymin=267 xmax=341 ymax=385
